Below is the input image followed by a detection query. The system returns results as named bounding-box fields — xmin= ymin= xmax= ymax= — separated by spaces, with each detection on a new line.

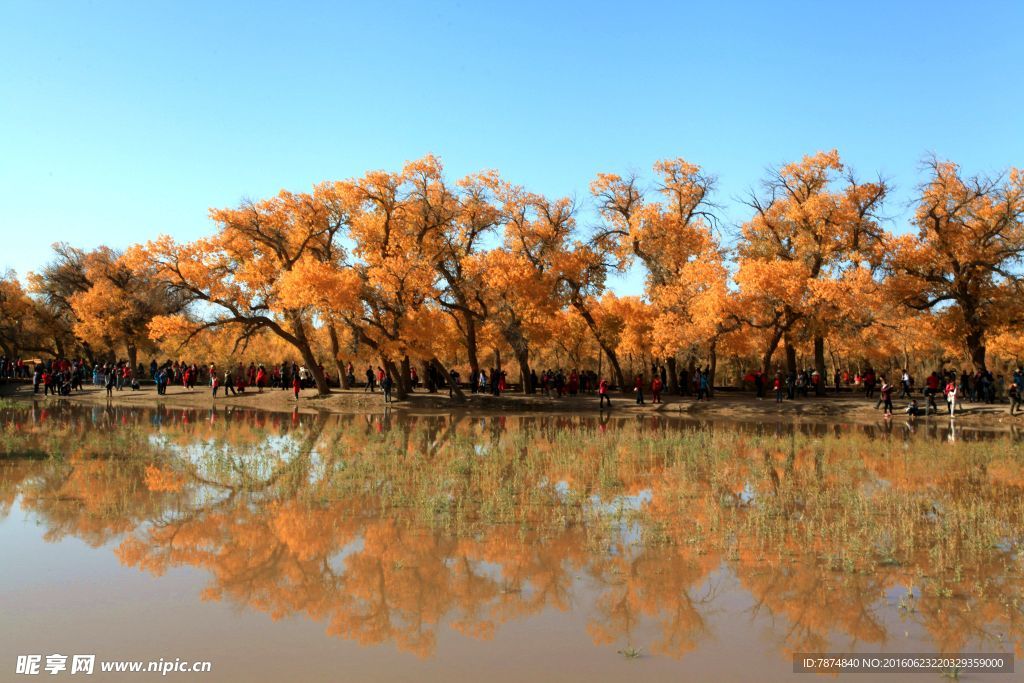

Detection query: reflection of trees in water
xmin=2 ymin=405 xmax=1023 ymax=660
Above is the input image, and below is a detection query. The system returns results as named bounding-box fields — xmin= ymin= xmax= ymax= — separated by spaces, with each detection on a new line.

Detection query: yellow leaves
xmin=41 ymin=152 xmax=1020 ymax=375
xmin=734 ymin=257 xmax=810 ymax=306
xmin=601 ymin=295 xmax=653 ymax=359
xmin=276 ymin=258 xmax=361 ymax=314
xmin=590 ymin=158 xmax=727 ymax=355
xmin=143 ymin=464 xmax=185 ymax=493
xmin=776 ymin=149 xmax=843 ymax=189
xmin=146 ymin=313 xmax=198 ymax=346
xmin=886 ymin=158 xmax=1024 ymax=367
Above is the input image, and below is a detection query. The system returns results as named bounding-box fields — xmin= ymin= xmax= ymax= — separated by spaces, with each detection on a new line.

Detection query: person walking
xmin=292 ymin=374 xmax=301 ymax=401
xmin=598 ymin=377 xmax=612 ymax=409
xmin=1012 ymin=369 xmax=1024 ymax=416
xmin=899 ymin=369 xmax=912 ymax=399
xmin=924 ymin=372 xmax=940 ymax=413
xmin=651 ymin=375 xmax=663 ymax=404
xmin=880 ymin=379 xmax=894 ymax=417
xmin=944 ymin=378 xmax=958 ymax=417
xmin=697 ymin=371 xmax=710 ymax=401
xmin=223 ymin=370 xmax=236 ymax=396
xmin=381 ymin=373 xmax=393 ymax=403
xmin=633 ymin=374 xmax=645 ymax=405
xmin=773 ymin=373 xmax=784 ymax=403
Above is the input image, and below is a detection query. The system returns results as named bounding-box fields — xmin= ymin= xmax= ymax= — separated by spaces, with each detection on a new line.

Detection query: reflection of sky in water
xmin=328 ymin=537 xmax=365 ymax=574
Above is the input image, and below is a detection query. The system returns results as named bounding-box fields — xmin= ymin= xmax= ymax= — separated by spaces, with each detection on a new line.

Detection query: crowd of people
xmin=879 ymin=367 xmax=1024 ymax=419
xmin=3 ymin=354 xmax=1023 ymax=417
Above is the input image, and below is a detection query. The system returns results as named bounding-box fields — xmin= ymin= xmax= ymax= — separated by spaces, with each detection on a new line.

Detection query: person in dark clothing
xmin=448 ymin=368 xmax=459 ymax=398
xmin=633 ymin=375 xmax=645 ymax=405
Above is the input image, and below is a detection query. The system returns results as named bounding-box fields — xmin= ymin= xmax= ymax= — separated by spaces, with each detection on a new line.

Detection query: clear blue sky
xmin=2 ymin=0 xmax=1022 ymax=295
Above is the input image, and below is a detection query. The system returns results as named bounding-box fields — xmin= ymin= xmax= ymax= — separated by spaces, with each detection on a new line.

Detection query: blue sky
xmin=2 ymin=0 xmax=1022 ymax=294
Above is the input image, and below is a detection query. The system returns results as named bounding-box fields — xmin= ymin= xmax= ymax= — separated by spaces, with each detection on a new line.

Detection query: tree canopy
xmin=5 ymin=152 xmax=1023 ymax=394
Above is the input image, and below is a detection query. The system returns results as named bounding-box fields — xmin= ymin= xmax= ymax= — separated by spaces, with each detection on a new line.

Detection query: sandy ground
xmin=4 ymin=379 xmax=1023 ymax=430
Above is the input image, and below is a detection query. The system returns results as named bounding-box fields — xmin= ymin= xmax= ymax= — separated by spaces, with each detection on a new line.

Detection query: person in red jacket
xmin=651 ymin=376 xmax=663 ymax=404
xmin=292 ymin=375 xmax=301 ymax=401
xmin=598 ymin=378 xmax=612 ymax=409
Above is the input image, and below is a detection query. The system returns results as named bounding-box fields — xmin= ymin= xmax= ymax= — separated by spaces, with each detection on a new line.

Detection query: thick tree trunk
xmin=431 ymin=357 xmax=466 ymax=401
xmin=762 ymin=327 xmax=785 ymax=375
xmin=667 ymin=357 xmax=679 ymax=394
xmin=784 ymin=338 xmax=797 ymax=376
xmin=515 ymin=348 xmax=532 ymax=394
xmin=127 ymin=343 xmax=138 ymax=371
xmin=328 ymin=325 xmax=349 ymax=389
xmin=79 ymin=341 xmax=96 ymax=365
xmin=421 ymin=360 xmax=434 ymax=392
xmin=463 ymin=313 xmax=481 ymax=380
xmin=383 ymin=356 xmax=407 ymax=400
xmin=965 ymin=324 xmax=987 ymax=371
xmin=291 ymin=318 xmax=329 ymax=396
xmin=400 ymin=355 xmax=413 ymax=394
xmin=813 ymin=336 xmax=826 ymax=396
xmin=300 ymin=343 xmax=329 ymax=396
xmin=686 ymin=357 xmax=696 ymax=395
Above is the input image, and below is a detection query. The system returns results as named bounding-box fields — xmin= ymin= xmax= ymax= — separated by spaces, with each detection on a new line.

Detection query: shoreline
xmin=3 ymin=380 xmax=1023 ymax=432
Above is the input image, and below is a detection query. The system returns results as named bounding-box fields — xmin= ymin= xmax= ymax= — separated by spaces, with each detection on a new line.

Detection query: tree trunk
xmin=515 ymin=348 xmax=532 ymax=394
xmin=292 ymin=319 xmax=329 ymax=396
xmin=463 ymin=312 xmax=481 ymax=380
xmin=708 ymin=341 xmax=717 ymax=396
xmin=328 ymin=325 xmax=349 ymax=389
xmin=762 ymin=327 xmax=785 ymax=375
xmin=965 ymin=323 xmax=987 ymax=371
xmin=431 ymin=357 xmax=466 ymax=401
xmin=667 ymin=357 xmax=679 ymax=394
xmin=383 ymin=357 xmax=407 ymax=400
xmin=813 ymin=335 xmax=826 ymax=396
xmin=572 ymin=299 xmax=626 ymax=391
xmin=421 ymin=360 xmax=434 ymax=392
xmin=127 ymin=343 xmax=138 ymax=371
xmin=784 ymin=337 xmax=797 ymax=376
xmin=400 ymin=355 xmax=413 ymax=394
xmin=80 ymin=340 xmax=96 ymax=366
xmin=301 ymin=343 xmax=329 ymax=396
